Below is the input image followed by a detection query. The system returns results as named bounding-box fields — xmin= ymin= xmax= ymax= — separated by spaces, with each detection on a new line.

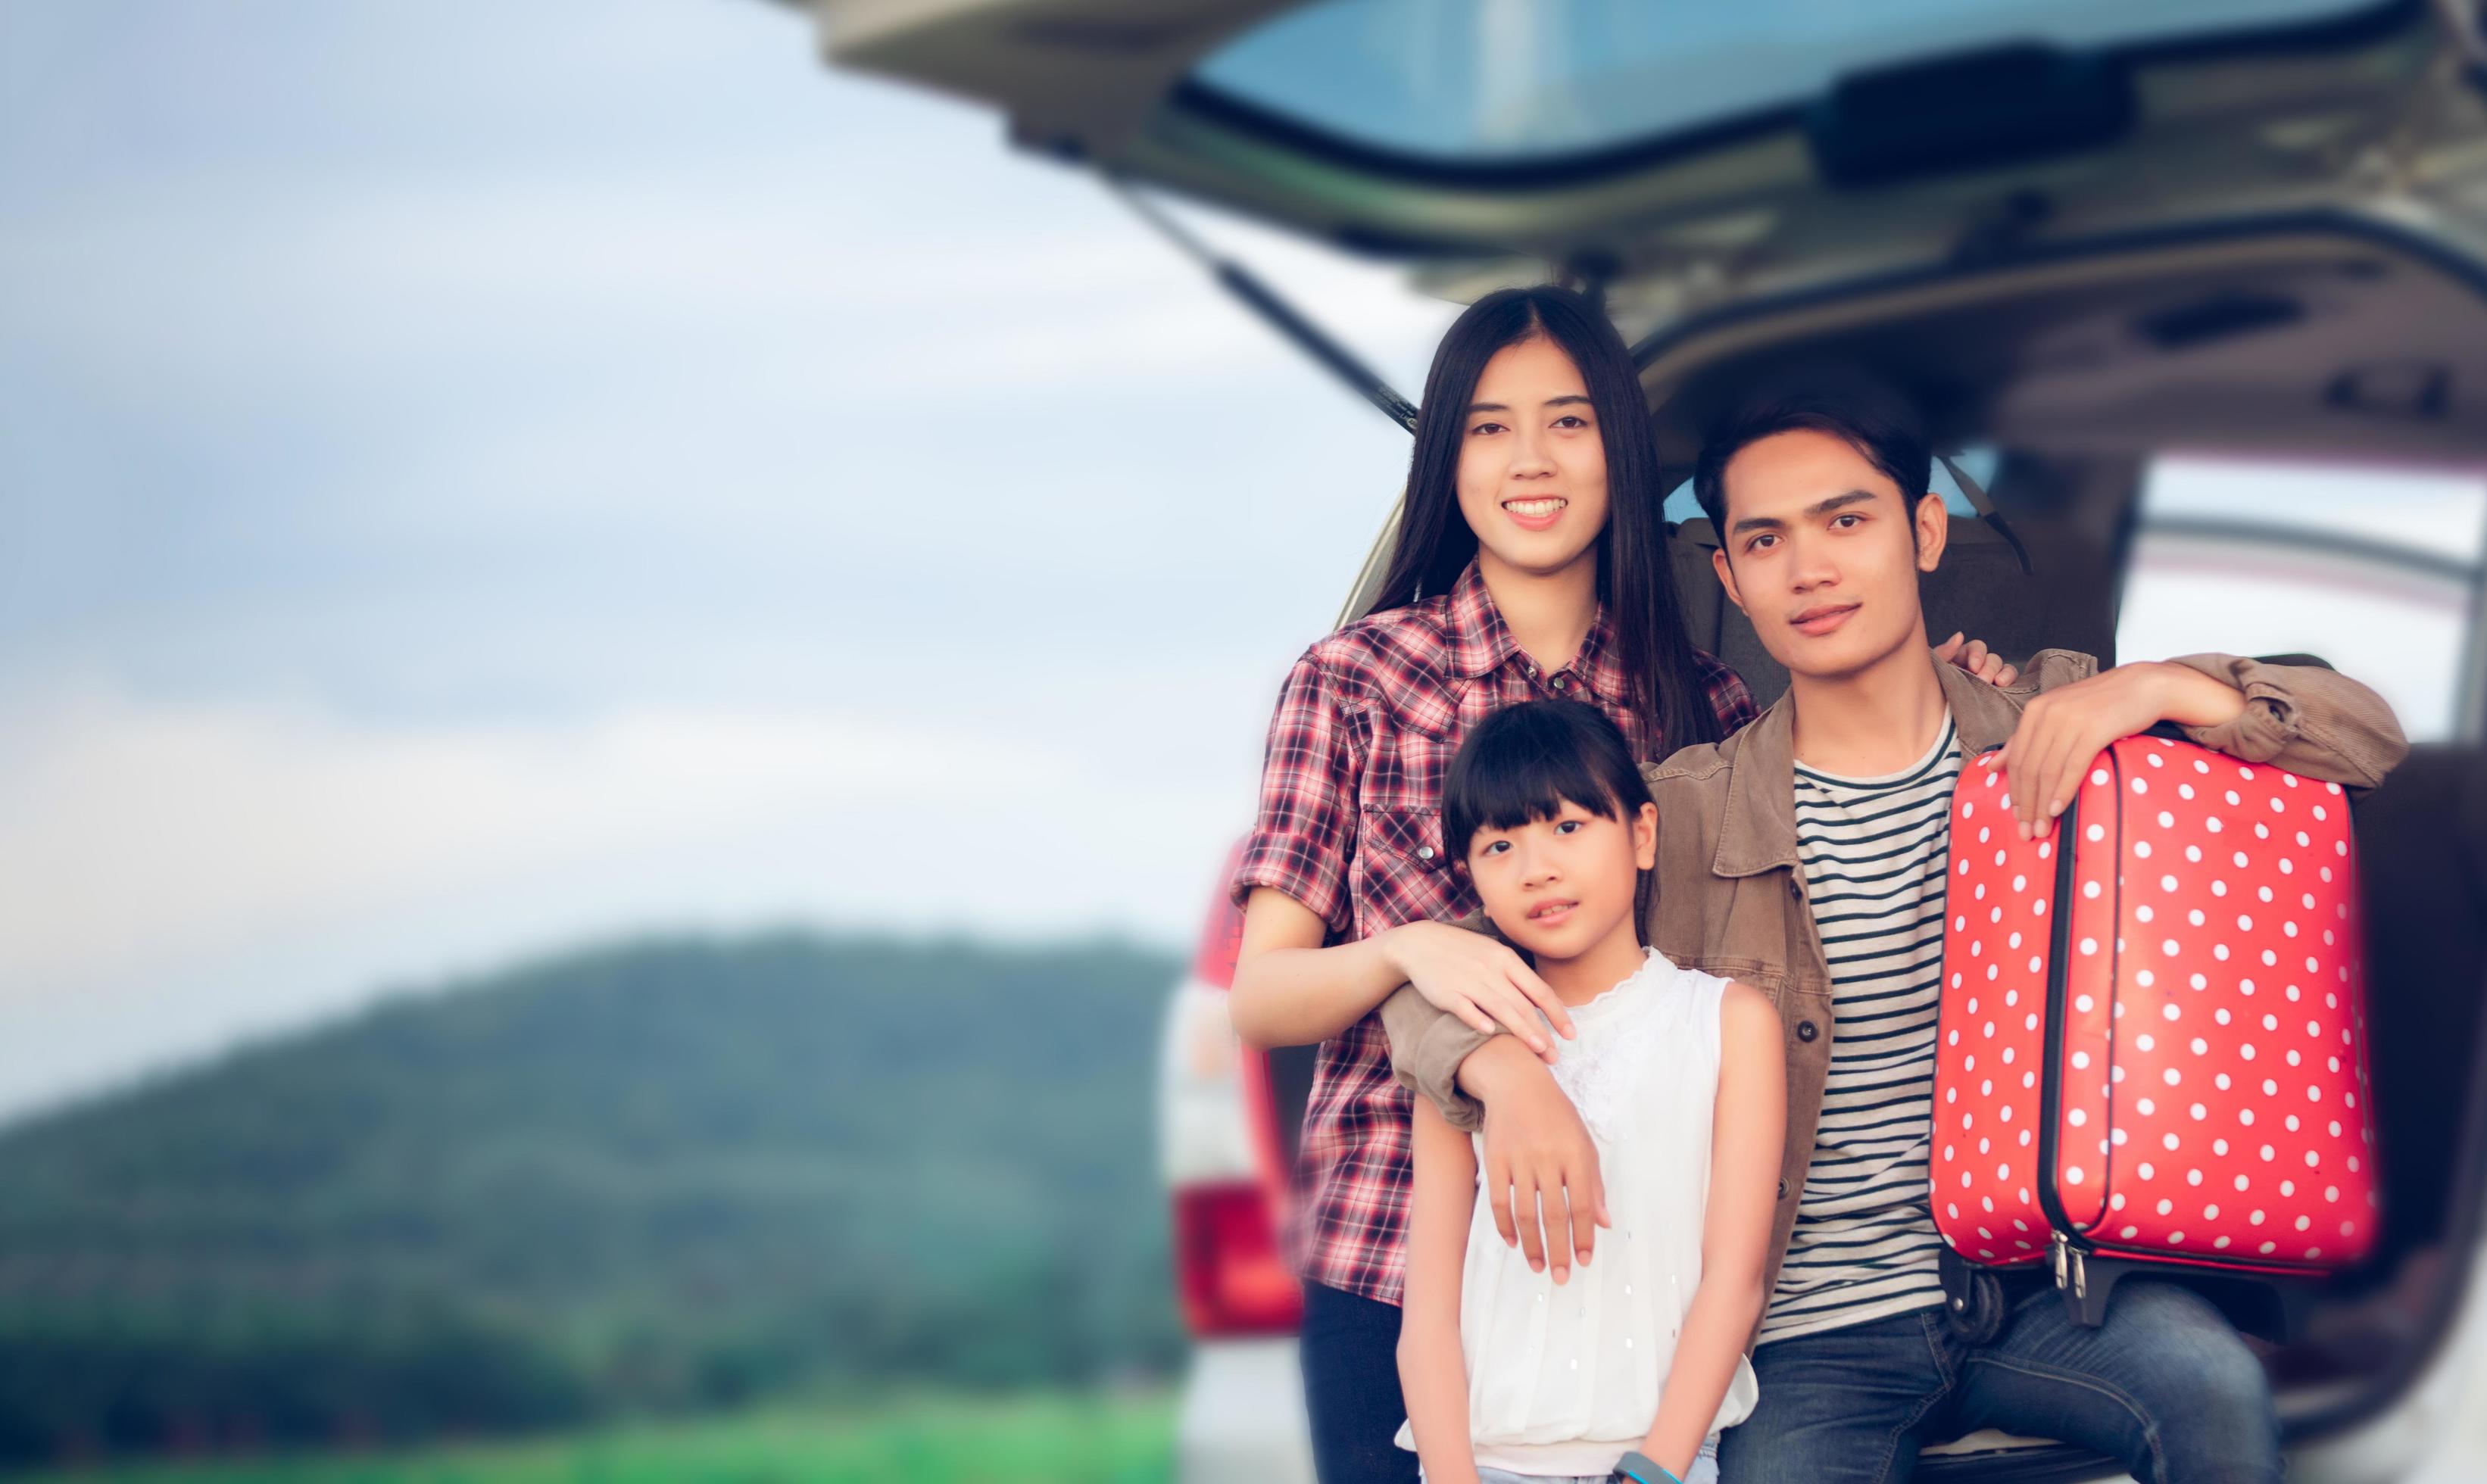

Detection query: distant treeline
xmin=0 ymin=934 xmax=1186 ymax=1461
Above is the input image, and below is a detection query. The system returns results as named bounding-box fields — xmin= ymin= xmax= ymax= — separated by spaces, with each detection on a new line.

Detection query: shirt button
xmin=1416 ymin=846 xmax=1436 ymax=862
xmin=1798 ymin=1020 xmax=1820 ymax=1043
xmin=1552 ymin=674 xmax=1571 ymax=690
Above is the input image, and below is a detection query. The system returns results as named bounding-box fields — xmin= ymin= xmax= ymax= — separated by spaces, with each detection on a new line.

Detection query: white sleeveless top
xmin=1396 ymin=949 xmax=1761 ymax=1476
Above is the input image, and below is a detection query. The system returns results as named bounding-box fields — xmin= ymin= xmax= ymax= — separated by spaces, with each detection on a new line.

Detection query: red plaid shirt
xmin=1231 ymin=559 xmax=1757 ymax=1305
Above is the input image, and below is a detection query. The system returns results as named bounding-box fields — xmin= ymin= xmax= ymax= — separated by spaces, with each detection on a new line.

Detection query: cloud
xmin=0 ymin=0 xmax=1451 ymax=1119
xmin=0 ymin=691 xmax=969 ymax=985
xmin=0 ymin=682 xmax=1256 ymax=1117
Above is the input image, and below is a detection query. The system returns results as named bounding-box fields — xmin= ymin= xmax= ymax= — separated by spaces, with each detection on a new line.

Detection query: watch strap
xmin=1610 ymin=1450 xmax=1683 ymax=1484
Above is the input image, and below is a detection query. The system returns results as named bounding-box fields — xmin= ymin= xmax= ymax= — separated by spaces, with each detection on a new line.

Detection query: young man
xmin=1381 ymin=389 xmax=2407 ymax=1483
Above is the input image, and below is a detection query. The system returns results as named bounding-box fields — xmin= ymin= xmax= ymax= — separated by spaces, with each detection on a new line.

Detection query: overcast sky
xmin=0 ymin=0 xmax=1463 ymax=1120
xmin=6 ymin=0 xmax=2480 ymax=1126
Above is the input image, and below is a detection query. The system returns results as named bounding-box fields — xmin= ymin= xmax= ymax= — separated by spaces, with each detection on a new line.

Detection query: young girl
xmin=1396 ymin=701 xmax=1783 ymax=1484
xmin=1225 ymin=286 xmax=1758 ymax=1482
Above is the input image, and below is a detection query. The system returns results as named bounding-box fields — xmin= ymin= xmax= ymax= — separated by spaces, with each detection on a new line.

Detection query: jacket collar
xmin=1943 ymin=649 xmax=2030 ymax=755
xmin=1712 ymin=652 xmax=2020 ymax=878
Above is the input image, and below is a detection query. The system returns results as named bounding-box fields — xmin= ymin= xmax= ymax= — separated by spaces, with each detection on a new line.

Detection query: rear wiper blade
xmin=1106 ymin=175 xmax=1418 ymax=435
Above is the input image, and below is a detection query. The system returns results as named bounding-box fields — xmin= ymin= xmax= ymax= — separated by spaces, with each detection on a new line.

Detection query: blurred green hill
xmin=0 ymin=934 xmax=1185 ymax=1461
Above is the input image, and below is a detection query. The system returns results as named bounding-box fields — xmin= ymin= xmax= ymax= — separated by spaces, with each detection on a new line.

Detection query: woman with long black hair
xmin=1225 ymin=285 xmax=1758 ymax=1482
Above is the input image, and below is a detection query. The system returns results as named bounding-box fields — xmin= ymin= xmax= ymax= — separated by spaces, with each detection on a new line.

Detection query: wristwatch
xmin=1609 ymin=1450 xmax=1683 ymax=1484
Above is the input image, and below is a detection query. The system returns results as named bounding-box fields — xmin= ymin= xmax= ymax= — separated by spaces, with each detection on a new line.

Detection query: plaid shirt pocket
xmin=1355 ymin=806 xmax=1451 ymax=936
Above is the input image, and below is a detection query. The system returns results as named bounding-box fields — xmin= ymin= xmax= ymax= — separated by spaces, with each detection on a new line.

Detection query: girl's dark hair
xmin=1444 ymin=701 xmax=1657 ymax=938
xmin=1366 ymin=286 xmax=1724 ymax=752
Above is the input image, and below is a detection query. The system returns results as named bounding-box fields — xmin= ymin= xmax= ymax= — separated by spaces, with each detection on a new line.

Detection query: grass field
xmin=17 ymin=1390 xmax=1175 ymax=1484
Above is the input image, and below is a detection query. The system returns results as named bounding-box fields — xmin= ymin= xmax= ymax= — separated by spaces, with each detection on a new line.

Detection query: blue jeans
xmin=1301 ymin=1280 xmax=1419 ymax=1484
xmin=1718 ymin=1280 xmax=2279 ymax=1484
xmin=1472 ymin=1439 xmax=1720 ymax=1482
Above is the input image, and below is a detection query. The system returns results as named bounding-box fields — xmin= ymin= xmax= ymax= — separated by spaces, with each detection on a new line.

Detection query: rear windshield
xmin=1189 ymin=0 xmax=2382 ymax=164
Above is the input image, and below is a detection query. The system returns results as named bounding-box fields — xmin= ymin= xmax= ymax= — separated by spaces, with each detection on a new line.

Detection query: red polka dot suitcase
xmin=1930 ymin=734 xmax=2379 ymax=1325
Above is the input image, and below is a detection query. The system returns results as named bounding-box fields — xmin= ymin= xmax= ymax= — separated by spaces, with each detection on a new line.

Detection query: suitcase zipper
xmin=2051 ymin=1229 xmax=2088 ymax=1300
xmin=2032 ymin=750 xmax=2100 ymax=1282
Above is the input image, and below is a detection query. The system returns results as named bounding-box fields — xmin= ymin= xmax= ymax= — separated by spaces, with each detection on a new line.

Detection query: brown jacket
xmin=1381 ymin=651 xmax=2409 ymax=1314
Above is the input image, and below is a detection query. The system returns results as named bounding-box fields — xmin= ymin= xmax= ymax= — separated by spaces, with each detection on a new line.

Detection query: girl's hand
xmin=1384 ymin=920 xmax=1575 ymax=1061
xmin=1475 ymin=1061 xmax=1608 ymax=1281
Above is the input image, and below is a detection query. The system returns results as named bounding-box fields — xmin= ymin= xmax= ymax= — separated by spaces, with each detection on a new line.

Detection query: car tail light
xmin=1174 ymin=1180 xmax=1302 ymax=1336
xmin=1160 ymin=841 xmax=1303 ymax=1337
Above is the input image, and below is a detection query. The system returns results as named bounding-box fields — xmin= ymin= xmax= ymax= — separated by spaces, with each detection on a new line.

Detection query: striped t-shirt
xmin=1757 ymin=712 xmax=1961 ymax=1345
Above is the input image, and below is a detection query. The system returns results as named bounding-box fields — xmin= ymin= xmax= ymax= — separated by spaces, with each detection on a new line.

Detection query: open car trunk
xmin=1293 ymin=210 xmax=2487 ymax=1478
xmin=795 ymin=1 xmax=2487 ymax=1473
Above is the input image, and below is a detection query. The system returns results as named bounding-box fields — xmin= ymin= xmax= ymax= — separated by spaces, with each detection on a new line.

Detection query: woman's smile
xmin=1501 ymin=494 xmax=1568 ymax=531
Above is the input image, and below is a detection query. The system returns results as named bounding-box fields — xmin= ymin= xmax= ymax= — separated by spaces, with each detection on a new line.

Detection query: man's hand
xmin=1386 ymin=920 xmax=1574 ymax=1061
xmin=1936 ymin=631 xmax=2020 ymax=688
xmin=1999 ymin=661 xmax=2249 ymax=838
xmin=1468 ymin=1046 xmax=1609 ymax=1281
